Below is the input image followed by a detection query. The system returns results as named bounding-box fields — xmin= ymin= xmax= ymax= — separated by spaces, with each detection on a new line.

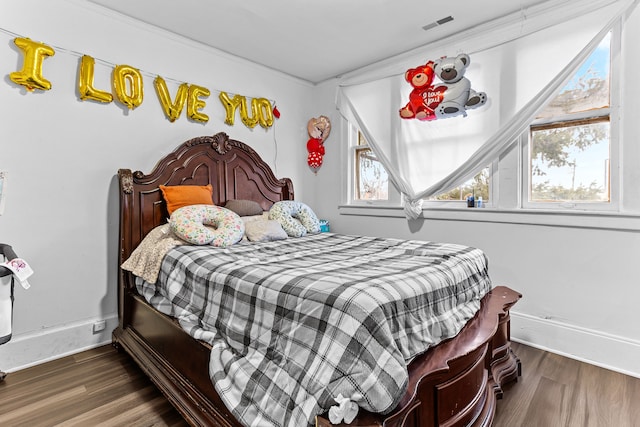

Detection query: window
xmin=344 ymin=26 xmax=624 ymax=220
xmin=352 ymin=131 xmax=389 ymax=201
xmin=524 ymin=32 xmax=615 ymax=209
xmin=429 ymin=168 xmax=491 ymax=204
xmin=349 ymin=127 xmax=490 ymax=207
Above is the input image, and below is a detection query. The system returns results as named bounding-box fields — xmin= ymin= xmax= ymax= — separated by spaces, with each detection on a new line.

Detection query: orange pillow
xmin=159 ymin=184 xmax=214 ymax=215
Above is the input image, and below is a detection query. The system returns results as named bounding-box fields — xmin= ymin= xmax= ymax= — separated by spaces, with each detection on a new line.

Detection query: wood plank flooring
xmin=495 ymin=343 xmax=640 ymax=427
xmin=0 ymin=345 xmax=188 ymax=427
xmin=1 ymin=342 xmax=638 ymax=426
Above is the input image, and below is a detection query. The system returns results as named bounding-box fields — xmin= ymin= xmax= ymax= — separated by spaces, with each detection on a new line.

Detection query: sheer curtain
xmin=337 ymin=0 xmax=637 ymax=219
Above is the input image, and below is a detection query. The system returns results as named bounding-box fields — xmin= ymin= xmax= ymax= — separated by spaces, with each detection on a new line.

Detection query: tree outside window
xmin=431 ymin=168 xmax=490 ymax=203
xmin=354 ymin=132 xmax=388 ymax=201
xmin=353 ymin=131 xmax=488 ymax=204
xmin=529 ymin=33 xmax=611 ymax=204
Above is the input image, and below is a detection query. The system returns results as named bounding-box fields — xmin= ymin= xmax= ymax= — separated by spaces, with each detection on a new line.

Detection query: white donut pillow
xmin=170 ymin=205 xmax=245 ymax=246
xmin=268 ymin=201 xmax=320 ymax=237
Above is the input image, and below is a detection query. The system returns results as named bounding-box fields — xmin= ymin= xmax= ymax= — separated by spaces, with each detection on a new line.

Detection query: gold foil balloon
xmin=154 ymin=76 xmax=188 ymax=122
xmin=187 ymin=84 xmax=210 ymax=123
xmin=113 ymin=65 xmax=143 ymax=109
xmin=219 ymin=92 xmax=242 ymax=126
xmin=10 ymin=37 xmax=55 ymax=92
xmin=240 ymin=96 xmax=258 ymax=128
xmin=78 ymin=55 xmax=113 ymax=103
xmin=255 ymin=98 xmax=274 ymax=128
xmin=219 ymin=93 xmax=274 ymax=129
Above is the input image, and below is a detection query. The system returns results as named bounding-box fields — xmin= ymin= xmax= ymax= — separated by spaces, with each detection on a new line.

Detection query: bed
xmin=113 ymin=131 xmax=522 ymax=427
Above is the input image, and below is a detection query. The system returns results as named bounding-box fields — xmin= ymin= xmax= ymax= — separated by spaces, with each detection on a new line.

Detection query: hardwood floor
xmin=495 ymin=342 xmax=640 ymax=427
xmin=1 ymin=342 xmax=638 ymax=426
xmin=0 ymin=345 xmax=188 ymax=427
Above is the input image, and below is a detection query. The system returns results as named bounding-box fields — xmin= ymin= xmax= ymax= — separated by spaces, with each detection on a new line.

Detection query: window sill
xmin=338 ymin=204 xmax=640 ymax=231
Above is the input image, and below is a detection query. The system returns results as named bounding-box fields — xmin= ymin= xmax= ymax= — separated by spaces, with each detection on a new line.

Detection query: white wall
xmin=0 ymin=0 xmax=314 ymax=370
xmin=308 ymin=7 xmax=640 ymax=377
xmin=2 ymin=0 xmax=639 ymax=380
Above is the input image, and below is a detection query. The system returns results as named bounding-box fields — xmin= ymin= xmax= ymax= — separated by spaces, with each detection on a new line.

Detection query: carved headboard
xmin=117 ymin=132 xmax=294 ymax=270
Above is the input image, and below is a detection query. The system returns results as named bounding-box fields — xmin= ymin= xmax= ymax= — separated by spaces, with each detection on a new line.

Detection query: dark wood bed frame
xmin=113 ymin=132 xmax=522 ymax=427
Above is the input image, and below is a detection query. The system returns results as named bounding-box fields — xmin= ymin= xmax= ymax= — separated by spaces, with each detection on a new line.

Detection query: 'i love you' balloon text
xmin=9 ymin=37 xmax=275 ymax=128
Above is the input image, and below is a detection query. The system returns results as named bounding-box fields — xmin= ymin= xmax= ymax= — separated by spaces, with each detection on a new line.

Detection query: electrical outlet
xmin=92 ymin=320 xmax=106 ymax=334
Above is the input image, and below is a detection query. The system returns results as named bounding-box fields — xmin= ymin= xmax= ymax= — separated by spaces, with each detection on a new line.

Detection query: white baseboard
xmin=511 ymin=311 xmax=640 ymax=379
xmin=0 ymin=314 xmax=118 ymax=373
xmin=2 ymin=311 xmax=638 ymax=380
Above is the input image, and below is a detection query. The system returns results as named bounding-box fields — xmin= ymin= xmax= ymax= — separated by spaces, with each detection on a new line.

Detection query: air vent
xmin=422 ymin=15 xmax=454 ymax=31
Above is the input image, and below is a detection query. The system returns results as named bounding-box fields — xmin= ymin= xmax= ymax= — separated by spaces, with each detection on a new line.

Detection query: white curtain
xmin=337 ymin=0 xmax=637 ymax=219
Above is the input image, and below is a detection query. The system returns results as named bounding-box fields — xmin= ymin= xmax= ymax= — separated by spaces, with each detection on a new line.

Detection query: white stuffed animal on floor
xmin=432 ymin=53 xmax=487 ymax=119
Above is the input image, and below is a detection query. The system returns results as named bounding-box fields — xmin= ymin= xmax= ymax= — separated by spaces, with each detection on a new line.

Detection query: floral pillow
xmin=170 ymin=204 xmax=244 ymax=246
xmin=268 ymin=201 xmax=320 ymax=237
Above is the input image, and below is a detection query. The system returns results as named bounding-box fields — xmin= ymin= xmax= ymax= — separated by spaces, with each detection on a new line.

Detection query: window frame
xmin=346 ymin=124 xmax=495 ymax=209
xmin=520 ymin=26 xmax=620 ymax=212
xmin=421 ymin=163 xmax=496 ymax=209
xmin=347 ymin=125 xmax=400 ymax=206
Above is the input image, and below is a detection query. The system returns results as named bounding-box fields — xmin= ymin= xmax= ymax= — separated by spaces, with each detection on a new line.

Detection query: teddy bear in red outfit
xmin=399 ymin=61 xmax=444 ymax=121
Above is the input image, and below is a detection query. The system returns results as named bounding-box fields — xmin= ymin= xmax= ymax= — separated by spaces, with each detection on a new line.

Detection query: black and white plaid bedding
xmin=135 ymin=232 xmax=492 ymax=427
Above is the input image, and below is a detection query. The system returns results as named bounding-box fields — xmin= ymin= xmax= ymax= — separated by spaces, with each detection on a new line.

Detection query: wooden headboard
xmin=117 ymin=132 xmax=294 ymax=275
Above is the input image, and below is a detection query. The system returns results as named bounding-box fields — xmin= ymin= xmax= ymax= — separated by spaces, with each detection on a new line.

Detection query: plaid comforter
xmin=135 ymin=232 xmax=492 ymax=427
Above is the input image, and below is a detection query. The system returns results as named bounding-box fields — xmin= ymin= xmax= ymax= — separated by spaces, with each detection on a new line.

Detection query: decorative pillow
xmin=170 ymin=205 xmax=244 ymax=246
xmin=244 ymin=220 xmax=288 ymax=242
xmin=241 ymin=212 xmax=270 ymax=224
xmin=268 ymin=201 xmax=321 ymax=237
xmin=160 ymin=184 xmax=214 ymax=215
xmin=224 ymin=199 xmax=264 ymax=217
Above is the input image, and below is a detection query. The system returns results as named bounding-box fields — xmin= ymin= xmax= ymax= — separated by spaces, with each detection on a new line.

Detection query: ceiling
xmin=87 ymin=0 xmax=558 ymax=84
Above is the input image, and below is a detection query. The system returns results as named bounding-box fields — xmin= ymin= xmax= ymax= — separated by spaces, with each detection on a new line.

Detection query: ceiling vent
xmin=422 ymin=16 xmax=454 ymax=31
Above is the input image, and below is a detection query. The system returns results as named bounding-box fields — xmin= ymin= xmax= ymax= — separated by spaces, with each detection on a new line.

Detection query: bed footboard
xmin=315 ymin=286 xmax=521 ymax=427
